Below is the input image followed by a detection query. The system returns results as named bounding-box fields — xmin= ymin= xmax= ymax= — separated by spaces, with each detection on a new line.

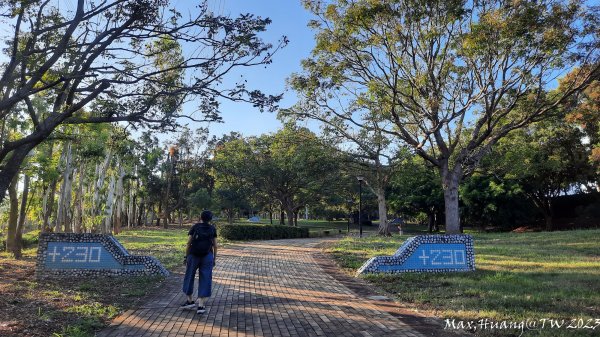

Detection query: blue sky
xmin=0 ymin=1 xmax=314 ymax=141
xmin=180 ymin=0 xmax=316 ymax=138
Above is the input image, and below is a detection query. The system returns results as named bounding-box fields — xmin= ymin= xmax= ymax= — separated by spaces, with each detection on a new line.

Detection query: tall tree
xmin=162 ymin=145 xmax=178 ymax=228
xmin=296 ymin=0 xmax=599 ymax=233
xmin=211 ymin=132 xmax=248 ymax=224
xmin=0 ymin=0 xmax=286 ymax=202
xmin=14 ymin=173 xmax=29 ymax=258
xmin=487 ymin=117 xmax=594 ymax=231
xmin=282 ymin=105 xmax=405 ymax=235
xmin=5 ymin=175 xmax=19 ymax=254
xmin=212 ymin=127 xmax=341 ymax=226
xmin=134 ymin=132 xmax=163 ymax=226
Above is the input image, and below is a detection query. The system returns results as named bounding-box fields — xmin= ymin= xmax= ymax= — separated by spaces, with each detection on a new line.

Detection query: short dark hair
xmin=200 ymin=210 xmax=213 ymax=222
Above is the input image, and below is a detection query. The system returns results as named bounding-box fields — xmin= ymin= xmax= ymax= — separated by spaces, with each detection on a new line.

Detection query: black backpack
xmin=189 ymin=223 xmax=215 ymax=257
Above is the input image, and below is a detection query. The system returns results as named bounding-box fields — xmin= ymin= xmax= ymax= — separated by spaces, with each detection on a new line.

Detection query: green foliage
xmin=21 ymin=230 xmax=39 ymax=247
xmin=212 ymin=126 xmax=343 ymax=222
xmin=388 ymin=156 xmax=443 ymax=218
xmin=483 ymin=115 xmax=595 ymax=229
xmin=218 ymin=224 xmax=309 ymax=241
xmin=187 ymin=188 xmax=213 ymax=215
xmin=459 ymin=174 xmax=536 ymax=230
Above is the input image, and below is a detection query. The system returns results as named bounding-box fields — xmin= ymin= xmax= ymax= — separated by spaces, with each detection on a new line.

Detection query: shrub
xmin=1 ymin=230 xmax=40 ymax=250
xmin=217 ymin=224 xmax=309 ymax=241
xmin=23 ymin=230 xmax=40 ymax=247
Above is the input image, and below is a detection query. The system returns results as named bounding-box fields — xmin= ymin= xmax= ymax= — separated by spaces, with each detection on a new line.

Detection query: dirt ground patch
xmin=0 ymin=255 xmax=164 ymax=337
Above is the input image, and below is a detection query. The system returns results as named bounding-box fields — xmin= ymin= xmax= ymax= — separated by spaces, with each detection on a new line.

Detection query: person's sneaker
xmin=196 ymin=306 xmax=206 ymax=314
xmin=180 ymin=301 xmax=195 ymax=309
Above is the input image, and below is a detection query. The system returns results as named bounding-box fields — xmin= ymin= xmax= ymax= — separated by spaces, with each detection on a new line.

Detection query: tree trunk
xmin=544 ymin=213 xmax=554 ymax=231
xmin=137 ymin=199 xmax=145 ymax=226
xmin=162 ymin=198 xmax=169 ymax=228
xmin=0 ymin=143 xmax=37 ymax=205
xmin=441 ymin=164 xmax=462 ymax=234
xmin=375 ymin=188 xmax=390 ymax=236
xmin=227 ymin=209 xmax=234 ymax=224
xmin=177 ymin=178 xmax=187 ymax=226
xmin=42 ymin=180 xmax=57 ymax=232
xmin=269 ymin=210 xmax=273 ymax=225
xmin=149 ymin=207 xmax=155 ymax=227
xmin=73 ymin=162 xmax=85 ymax=233
xmin=163 ymin=155 xmax=174 ymax=229
xmin=128 ymin=182 xmax=135 ymax=228
xmin=0 ymin=117 xmax=5 ymax=150
xmin=103 ymin=174 xmax=116 ymax=234
xmin=92 ymin=150 xmax=112 ymax=221
xmin=39 ymin=143 xmax=56 ymax=232
xmin=530 ymin=194 xmax=554 ymax=231
xmin=543 ymin=205 xmax=554 ymax=232
xmin=56 ymin=142 xmax=73 ymax=232
xmin=294 ymin=209 xmax=299 ymax=227
xmin=138 ymin=202 xmax=145 ymax=227
xmin=156 ymin=203 xmax=162 ymax=227
xmin=114 ymin=165 xmax=125 ymax=235
xmin=286 ymin=207 xmax=295 ymax=227
xmin=280 ymin=210 xmax=285 ymax=225
xmin=434 ymin=208 xmax=442 ymax=231
xmin=14 ymin=173 xmax=29 ymax=258
xmin=6 ymin=175 xmax=19 ymax=255
xmin=428 ymin=211 xmax=435 ymax=233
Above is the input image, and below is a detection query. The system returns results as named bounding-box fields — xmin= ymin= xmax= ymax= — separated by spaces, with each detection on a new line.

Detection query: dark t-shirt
xmin=188 ymin=222 xmax=217 ymax=239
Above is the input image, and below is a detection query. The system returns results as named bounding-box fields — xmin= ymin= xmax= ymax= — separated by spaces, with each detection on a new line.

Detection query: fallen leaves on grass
xmin=0 ymin=256 xmax=163 ymax=337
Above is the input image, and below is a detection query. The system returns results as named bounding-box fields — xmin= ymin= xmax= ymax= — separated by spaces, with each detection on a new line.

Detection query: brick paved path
xmin=97 ymin=238 xmax=447 ymax=337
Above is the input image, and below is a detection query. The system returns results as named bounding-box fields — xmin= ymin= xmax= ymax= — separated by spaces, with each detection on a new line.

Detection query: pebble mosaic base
xmin=36 ymin=233 xmax=169 ymax=277
xmin=357 ymin=234 xmax=475 ymax=275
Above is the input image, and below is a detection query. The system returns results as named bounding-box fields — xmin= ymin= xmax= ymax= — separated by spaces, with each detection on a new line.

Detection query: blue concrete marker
xmin=36 ymin=233 xmax=169 ymax=277
xmin=357 ymin=234 xmax=475 ymax=274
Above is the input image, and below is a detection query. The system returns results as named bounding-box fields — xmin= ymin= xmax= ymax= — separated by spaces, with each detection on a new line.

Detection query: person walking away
xmin=181 ymin=210 xmax=217 ymax=314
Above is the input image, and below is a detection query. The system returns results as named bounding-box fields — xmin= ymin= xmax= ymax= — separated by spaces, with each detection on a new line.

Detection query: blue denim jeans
xmin=182 ymin=252 xmax=214 ymax=298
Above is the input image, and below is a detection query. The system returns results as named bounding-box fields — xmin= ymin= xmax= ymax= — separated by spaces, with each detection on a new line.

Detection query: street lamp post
xmin=346 ymin=199 xmax=353 ymax=233
xmin=348 ymin=210 xmax=351 ymax=233
xmin=357 ymin=176 xmax=364 ymax=238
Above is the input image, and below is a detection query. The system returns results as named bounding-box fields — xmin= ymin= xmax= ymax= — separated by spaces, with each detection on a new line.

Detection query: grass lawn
xmin=116 ymin=227 xmax=192 ymax=270
xmin=0 ymin=227 xmax=192 ymax=337
xmin=328 ymin=228 xmax=600 ymax=336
